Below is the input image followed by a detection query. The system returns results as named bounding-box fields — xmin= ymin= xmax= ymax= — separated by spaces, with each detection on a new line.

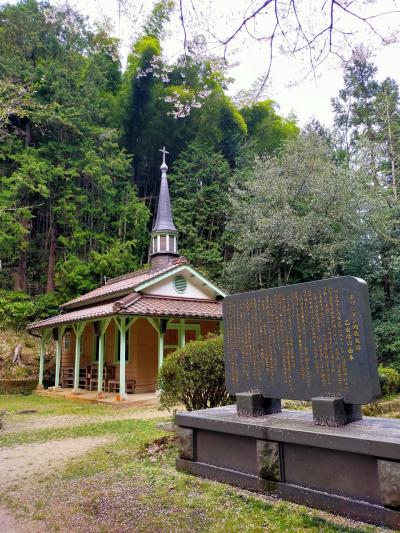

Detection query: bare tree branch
xmin=333 ymin=1 xmax=393 ymax=45
xmin=176 ymin=1 xmax=400 ymax=94
xmin=256 ymin=1 xmax=279 ymax=97
xmin=179 ymin=0 xmax=188 ymax=58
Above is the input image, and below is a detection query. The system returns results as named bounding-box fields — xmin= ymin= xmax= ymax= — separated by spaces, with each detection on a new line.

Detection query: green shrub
xmin=32 ymin=293 xmax=61 ymax=321
xmin=374 ymin=309 xmax=400 ymax=371
xmin=0 ymin=290 xmax=61 ymax=330
xmin=378 ymin=365 xmax=400 ymax=396
xmin=158 ymin=334 xmax=232 ymax=411
xmin=0 ymin=291 xmax=36 ymax=330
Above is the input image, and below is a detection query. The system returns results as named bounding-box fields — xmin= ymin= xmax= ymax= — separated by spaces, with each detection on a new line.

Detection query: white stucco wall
xmin=142 ymin=269 xmax=215 ymax=299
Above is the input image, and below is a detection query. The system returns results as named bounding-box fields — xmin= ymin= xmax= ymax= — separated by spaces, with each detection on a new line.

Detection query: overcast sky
xmin=37 ymin=1 xmax=400 ymax=126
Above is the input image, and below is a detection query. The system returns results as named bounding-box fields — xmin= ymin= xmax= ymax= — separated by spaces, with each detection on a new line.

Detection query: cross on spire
xmin=159 ymin=146 xmax=169 ymax=171
xmin=150 ymin=145 xmax=178 ymax=266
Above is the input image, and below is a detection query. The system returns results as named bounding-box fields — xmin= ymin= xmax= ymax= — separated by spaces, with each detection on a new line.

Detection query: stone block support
xmin=236 ymin=393 xmax=282 ymax=417
xmin=176 ymin=427 xmax=195 ymax=460
xmin=378 ymin=459 xmax=400 ymax=509
xmin=256 ymin=440 xmax=282 ymax=481
xmin=312 ymin=397 xmax=362 ymax=427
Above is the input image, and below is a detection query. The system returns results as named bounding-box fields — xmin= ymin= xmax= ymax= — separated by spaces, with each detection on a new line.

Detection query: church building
xmin=28 ymin=148 xmax=225 ymax=399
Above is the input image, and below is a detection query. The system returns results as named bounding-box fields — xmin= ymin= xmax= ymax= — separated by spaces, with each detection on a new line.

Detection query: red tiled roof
xmin=27 ymin=300 xmax=118 ymax=331
xmin=27 ymin=294 xmax=222 ymax=331
xmin=124 ymin=295 xmax=222 ymax=319
xmin=60 ymin=256 xmax=188 ymax=310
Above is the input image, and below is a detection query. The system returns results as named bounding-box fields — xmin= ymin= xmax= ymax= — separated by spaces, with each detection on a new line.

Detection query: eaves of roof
xmin=27 ymin=294 xmax=222 ymax=332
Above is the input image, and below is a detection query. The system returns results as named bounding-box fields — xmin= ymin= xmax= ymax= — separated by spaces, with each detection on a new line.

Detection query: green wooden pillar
xmin=119 ymin=317 xmax=127 ymax=398
xmin=38 ymin=334 xmax=46 ymax=389
xmin=97 ymin=318 xmax=111 ymax=395
xmin=158 ymin=332 xmax=164 ymax=372
xmin=97 ymin=331 xmax=105 ymax=394
xmin=114 ymin=316 xmax=136 ymax=399
xmin=146 ymin=318 xmax=162 ymax=392
xmin=179 ymin=318 xmax=186 ymax=348
xmin=54 ymin=326 xmax=65 ymax=389
xmin=73 ymin=322 xmax=86 ymax=392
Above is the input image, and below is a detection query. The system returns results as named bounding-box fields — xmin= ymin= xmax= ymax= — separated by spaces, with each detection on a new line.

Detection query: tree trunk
xmin=46 ymin=221 xmax=57 ymax=293
xmin=12 ymin=344 xmax=23 ymax=365
xmin=385 ymin=93 xmax=398 ymax=202
xmin=14 ymin=217 xmax=31 ymax=292
xmin=25 ymin=120 xmax=31 ymax=147
xmin=14 ymin=248 xmax=27 ymax=291
xmin=383 ymin=273 xmax=392 ymax=309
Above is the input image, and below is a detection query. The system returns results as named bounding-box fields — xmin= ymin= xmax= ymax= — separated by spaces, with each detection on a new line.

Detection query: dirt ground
xmin=0 ymin=435 xmax=114 ymax=487
xmin=0 ymin=505 xmax=47 ymax=533
xmin=0 ymin=435 xmax=115 ymax=532
xmin=0 ymin=406 xmax=171 ymax=532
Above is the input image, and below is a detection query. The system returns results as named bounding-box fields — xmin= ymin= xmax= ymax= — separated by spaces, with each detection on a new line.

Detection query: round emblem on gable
xmin=174 ymin=275 xmax=187 ymax=294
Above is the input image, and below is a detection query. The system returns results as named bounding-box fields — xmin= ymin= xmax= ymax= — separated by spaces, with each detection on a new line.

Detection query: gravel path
xmin=0 ymin=505 xmax=47 ymax=533
xmin=3 ymin=408 xmax=171 ymax=434
xmin=0 ymin=435 xmax=114 ymax=488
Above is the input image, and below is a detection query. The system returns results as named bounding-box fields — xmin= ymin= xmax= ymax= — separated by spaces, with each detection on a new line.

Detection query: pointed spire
xmin=149 ymin=147 xmax=179 ymax=267
xmin=152 ymin=146 xmax=177 ymax=233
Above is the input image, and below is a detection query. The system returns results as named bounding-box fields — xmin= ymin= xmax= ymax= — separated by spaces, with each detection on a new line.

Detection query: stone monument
xmin=224 ymin=276 xmax=380 ymax=425
xmin=175 ymin=277 xmax=400 ymax=529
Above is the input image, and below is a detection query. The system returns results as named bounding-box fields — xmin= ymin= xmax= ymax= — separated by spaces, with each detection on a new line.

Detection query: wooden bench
xmin=61 ymin=367 xmax=74 ymax=388
xmin=87 ymin=364 xmax=115 ymax=391
xmin=61 ymin=367 xmax=87 ymax=389
xmin=107 ymin=379 xmax=136 ymax=394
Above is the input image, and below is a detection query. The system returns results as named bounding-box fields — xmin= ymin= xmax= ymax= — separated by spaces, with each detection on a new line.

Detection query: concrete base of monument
xmin=175 ymin=405 xmax=400 ymax=530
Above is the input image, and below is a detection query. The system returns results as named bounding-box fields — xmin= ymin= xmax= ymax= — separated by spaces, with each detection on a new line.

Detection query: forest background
xmin=1 ymin=0 xmax=400 ymax=373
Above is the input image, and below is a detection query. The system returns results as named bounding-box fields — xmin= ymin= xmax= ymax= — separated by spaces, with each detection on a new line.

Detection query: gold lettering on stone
xmin=225 ymin=284 xmax=364 ymax=396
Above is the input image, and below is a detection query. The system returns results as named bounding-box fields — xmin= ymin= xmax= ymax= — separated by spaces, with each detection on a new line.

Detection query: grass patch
xmin=0 ymin=393 xmax=115 ymax=418
xmin=0 ymin=396 xmax=383 ymax=532
xmin=11 ymin=440 xmax=377 ymax=533
xmin=2 ymin=428 xmax=379 ymax=532
xmin=0 ymin=417 xmax=168 ymax=447
xmin=4 ymin=432 xmax=377 ymax=533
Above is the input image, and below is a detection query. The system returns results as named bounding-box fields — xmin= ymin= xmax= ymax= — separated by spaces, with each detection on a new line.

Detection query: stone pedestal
xmin=311 ymin=397 xmax=362 ymax=427
xmin=236 ymin=393 xmax=281 ymax=417
xmin=176 ymin=405 xmax=400 ymax=529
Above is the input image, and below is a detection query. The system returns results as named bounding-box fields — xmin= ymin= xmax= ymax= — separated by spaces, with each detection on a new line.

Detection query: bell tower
xmin=149 ymin=147 xmax=179 ymax=267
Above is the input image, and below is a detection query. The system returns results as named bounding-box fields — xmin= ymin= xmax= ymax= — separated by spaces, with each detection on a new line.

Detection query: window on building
xmin=64 ymin=332 xmax=71 ymax=350
xmin=174 ymin=275 xmax=187 ymax=294
xmin=93 ymin=333 xmax=100 ymax=362
xmin=115 ymin=330 xmax=130 ymax=362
